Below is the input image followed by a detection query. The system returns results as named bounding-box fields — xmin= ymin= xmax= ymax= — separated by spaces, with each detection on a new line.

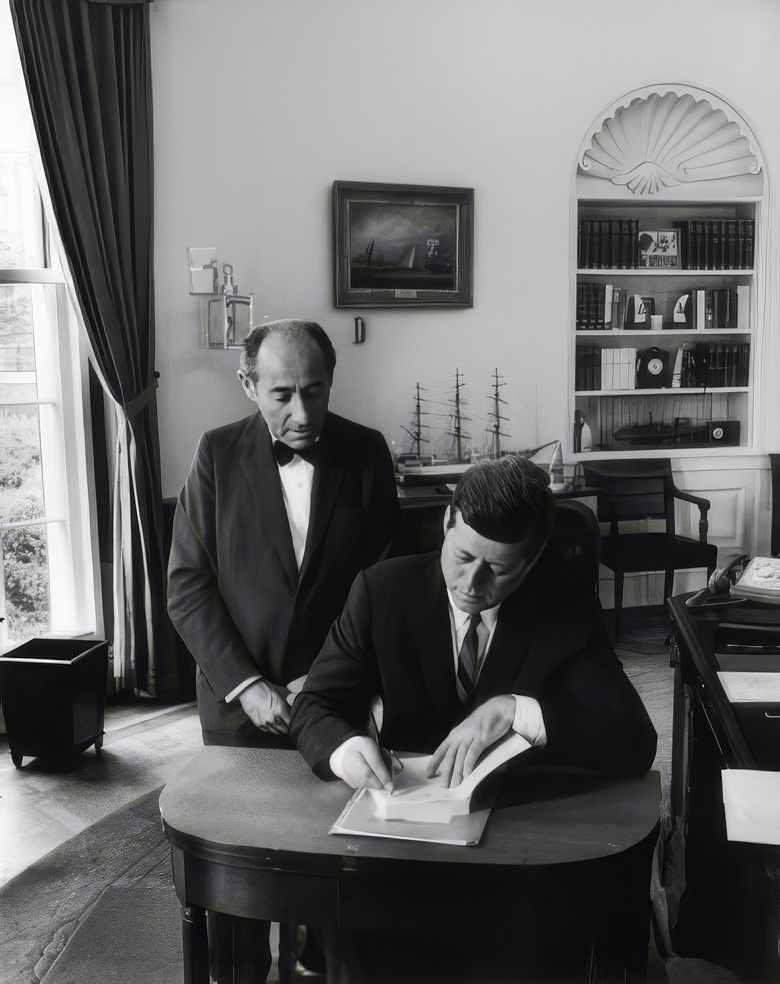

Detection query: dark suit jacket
xmin=290 ymin=551 xmax=657 ymax=778
xmin=167 ymin=410 xmax=399 ymax=746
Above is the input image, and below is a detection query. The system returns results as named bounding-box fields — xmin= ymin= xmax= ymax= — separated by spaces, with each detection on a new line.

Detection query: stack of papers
xmin=722 ymin=770 xmax=780 ymax=845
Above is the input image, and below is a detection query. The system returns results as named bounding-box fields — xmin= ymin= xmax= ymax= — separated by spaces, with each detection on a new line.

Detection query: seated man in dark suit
xmin=291 ymin=453 xmax=656 ymax=791
xmin=290 ymin=454 xmax=657 ymax=979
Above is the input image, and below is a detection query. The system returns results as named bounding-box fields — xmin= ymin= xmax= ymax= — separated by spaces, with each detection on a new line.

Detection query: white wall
xmin=152 ymin=0 xmax=780 ymax=499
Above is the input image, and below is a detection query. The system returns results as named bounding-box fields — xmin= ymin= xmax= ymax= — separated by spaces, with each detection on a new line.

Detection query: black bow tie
xmin=273 ymin=440 xmax=318 ymax=466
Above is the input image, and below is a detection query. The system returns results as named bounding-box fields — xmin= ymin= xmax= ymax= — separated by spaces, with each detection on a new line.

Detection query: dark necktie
xmin=273 ymin=440 xmax=318 ymax=466
xmin=457 ymin=613 xmax=482 ymax=698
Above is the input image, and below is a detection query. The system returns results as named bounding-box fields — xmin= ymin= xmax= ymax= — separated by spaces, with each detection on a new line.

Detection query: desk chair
xmin=770 ymin=453 xmax=780 ymax=555
xmin=582 ymin=458 xmax=717 ymax=639
xmin=545 ymin=498 xmax=601 ymax=593
xmin=390 ymin=497 xmax=448 ymax=556
xmin=392 ymin=496 xmax=601 ymax=591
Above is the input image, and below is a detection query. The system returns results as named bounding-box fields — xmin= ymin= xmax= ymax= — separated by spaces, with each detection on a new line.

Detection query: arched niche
xmin=576 ymin=84 xmax=764 ymax=201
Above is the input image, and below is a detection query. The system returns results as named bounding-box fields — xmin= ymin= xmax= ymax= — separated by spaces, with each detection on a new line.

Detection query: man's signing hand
xmin=335 ymin=736 xmax=393 ymax=791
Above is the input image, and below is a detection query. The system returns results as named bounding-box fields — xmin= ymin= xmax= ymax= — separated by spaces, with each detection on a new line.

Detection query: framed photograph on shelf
xmin=639 ymin=229 xmax=679 ymax=268
xmin=333 ymin=180 xmax=474 ymax=308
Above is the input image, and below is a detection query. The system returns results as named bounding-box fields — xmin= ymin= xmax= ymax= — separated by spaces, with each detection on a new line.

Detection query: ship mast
xmin=400 ymin=382 xmax=430 ymax=458
xmin=445 ymin=369 xmax=471 ymax=463
xmin=487 ymin=368 xmax=510 ymax=458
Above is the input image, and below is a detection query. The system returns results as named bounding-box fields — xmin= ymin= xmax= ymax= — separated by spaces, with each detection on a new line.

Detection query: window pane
xmin=0 ymin=283 xmax=36 ymax=387
xmin=0 ymin=154 xmax=45 ymax=269
xmin=2 ymin=524 xmax=50 ymax=648
xmin=0 ymin=405 xmax=44 ymax=521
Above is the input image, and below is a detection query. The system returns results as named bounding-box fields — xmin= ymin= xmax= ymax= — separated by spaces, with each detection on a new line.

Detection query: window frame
xmin=0 ymin=244 xmax=100 ymax=653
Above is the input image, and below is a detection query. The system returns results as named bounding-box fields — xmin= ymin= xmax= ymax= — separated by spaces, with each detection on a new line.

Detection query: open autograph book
xmin=329 ymin=732 xmax=531 ymax=846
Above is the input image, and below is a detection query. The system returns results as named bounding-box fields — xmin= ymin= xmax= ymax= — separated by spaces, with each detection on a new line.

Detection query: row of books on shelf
xmin=575 ymin=342 xmax=750 ymax=391
xmin=576 ymin=284 xmax=750 ymax=332
xmin=577 ymin=217 xmax=754 ymax=270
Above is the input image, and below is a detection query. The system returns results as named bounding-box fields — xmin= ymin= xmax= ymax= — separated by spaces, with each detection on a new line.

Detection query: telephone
xmin=685 ymin=554 xmax=751 ymax=608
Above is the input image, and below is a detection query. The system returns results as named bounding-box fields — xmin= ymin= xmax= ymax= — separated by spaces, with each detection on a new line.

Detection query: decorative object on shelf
xmin=573 ymin=410 xmax=592 ymax=453
xmin=639 ymin=229 xmax=679 ymax=268
xmin=708 ymin=420 xmax=741 ymax=446
xmin=578 ymin=88 xmax=762 ymax=195
xmin=333 ymin=181 xmax=474 ymax=308
xmin=625 ymin=294 xmax=655 ymax=329
xmin=636 ymin=346 xmax=671 ymax=389
xmin=673 ymin=293 xmax=691 ymax=327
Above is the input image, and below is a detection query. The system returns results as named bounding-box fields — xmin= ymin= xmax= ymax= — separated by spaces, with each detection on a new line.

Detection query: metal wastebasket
xmin=0 ymin=638 xmax=109 ymax=768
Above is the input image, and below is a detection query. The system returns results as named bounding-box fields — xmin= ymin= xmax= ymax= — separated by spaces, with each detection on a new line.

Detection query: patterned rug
xmin=0 ymin=607 xmax=741 ymax=984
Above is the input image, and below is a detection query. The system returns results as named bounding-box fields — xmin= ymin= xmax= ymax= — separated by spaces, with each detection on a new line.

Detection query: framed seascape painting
xmin=333 ymin=181 xmax=474 ymax=308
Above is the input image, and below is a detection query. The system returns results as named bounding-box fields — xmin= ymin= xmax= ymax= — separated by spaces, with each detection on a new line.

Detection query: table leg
xmin=180 ymin=903 xmax=209 ymax=984
xmin=324 ymin=929 xmax=364 ymax=984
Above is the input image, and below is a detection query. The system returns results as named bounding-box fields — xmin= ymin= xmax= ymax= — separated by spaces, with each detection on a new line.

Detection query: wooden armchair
xmin=582 ymin=458 xmax=718 ymax=639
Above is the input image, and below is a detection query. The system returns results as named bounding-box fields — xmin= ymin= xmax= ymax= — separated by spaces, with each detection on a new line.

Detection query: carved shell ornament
xmin=581 ymin=91 xmax=761 ymax=195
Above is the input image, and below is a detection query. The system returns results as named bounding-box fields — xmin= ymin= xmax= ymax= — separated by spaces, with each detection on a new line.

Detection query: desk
xmin=160 ymin=747 xmax=659 ymax=983
xmin=666 ymin=594 xmax=780 ymax=980
xmin=401 ymin=482 xmax=599 ymax=502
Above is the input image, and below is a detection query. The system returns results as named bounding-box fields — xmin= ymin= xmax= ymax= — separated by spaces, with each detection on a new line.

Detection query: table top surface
xmin=159 ymin=747 xmax=659 ymax=870
xmin=402 ymin=483 xmax=598 ymax=501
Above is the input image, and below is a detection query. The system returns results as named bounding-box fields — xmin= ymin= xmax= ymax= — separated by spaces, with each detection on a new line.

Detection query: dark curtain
xmin=10 ymin=0 xmax=170 ymax=696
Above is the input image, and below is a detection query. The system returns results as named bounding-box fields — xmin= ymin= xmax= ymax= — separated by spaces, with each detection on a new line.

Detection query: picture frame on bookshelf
xmin=639 ymin=229 xmax=679 ymax=268
xmin=333 ymin=181 xmax=474 ymax=308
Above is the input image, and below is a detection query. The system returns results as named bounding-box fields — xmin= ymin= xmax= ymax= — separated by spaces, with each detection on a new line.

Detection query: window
xmin=0 ymin=13 xmax=98 ymax=653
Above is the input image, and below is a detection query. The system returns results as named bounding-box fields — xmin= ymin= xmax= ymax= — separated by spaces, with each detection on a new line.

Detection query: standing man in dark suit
xmin=168 ymin=319 xmax=399 ymax=982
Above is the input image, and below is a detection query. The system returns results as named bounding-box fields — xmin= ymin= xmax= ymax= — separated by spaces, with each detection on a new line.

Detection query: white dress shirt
xmin=446 ymin=591 xmax=547 ymax=747
xmin=226 ymin=427 xmax=315 ymax=703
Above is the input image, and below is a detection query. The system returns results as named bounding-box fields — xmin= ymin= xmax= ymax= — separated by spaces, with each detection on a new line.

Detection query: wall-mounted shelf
xmin=571 ymin=85 xmax=764 ymax=458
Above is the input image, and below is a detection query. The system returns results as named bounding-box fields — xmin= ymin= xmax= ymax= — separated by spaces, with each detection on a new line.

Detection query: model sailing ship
xmin=399 ymin=370 xmax=510 ymax=472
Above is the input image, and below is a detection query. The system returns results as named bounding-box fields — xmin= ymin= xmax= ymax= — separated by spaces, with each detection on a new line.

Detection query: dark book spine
xmin=600 ymin=219 xmax=611 ymax=269
xmin=581 ymin=219 xmax=591 ymax=269
xmin=610 ymin=219 xmax=621 ymax=270
xmin=726 ymin=219 xmax=737 ymax=270
xmin=695 ymin=220 xmax=705 ymax=269
xmin=620 ymin=219 xmax=631 ymax=269
xmin=744 ymin=219 xmax=755 ymax=269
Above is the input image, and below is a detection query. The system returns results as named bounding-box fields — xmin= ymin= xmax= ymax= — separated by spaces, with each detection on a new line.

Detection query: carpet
xmin=0 ymin=610 xmax=741 ymax=984
xmin=0 ymin=786 xmax=179 ymax=984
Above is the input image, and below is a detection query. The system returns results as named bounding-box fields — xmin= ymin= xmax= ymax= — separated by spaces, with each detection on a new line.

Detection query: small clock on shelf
xmin=636 ymin=347 xmax=671 ymax=389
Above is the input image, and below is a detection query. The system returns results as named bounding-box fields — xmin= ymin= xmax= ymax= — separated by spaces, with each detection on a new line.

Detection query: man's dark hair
xmin=449 ymin=454 xmax=556 ymax=543
xmin=240 ymin=320 xmax=337 ymax=382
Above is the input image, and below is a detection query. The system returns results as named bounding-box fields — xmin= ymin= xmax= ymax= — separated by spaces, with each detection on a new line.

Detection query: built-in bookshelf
xmin=572 ymin=85 xmax=764 ymax=457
